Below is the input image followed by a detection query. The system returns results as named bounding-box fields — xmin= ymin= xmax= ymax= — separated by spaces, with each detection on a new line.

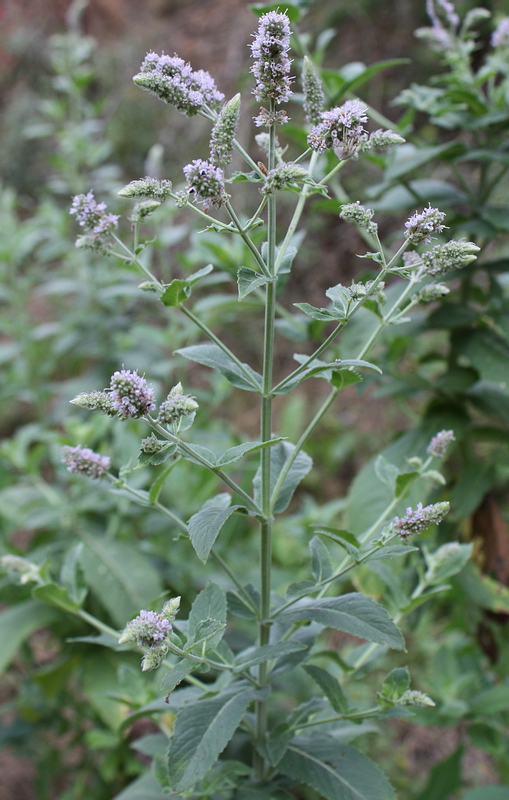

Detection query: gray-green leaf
xmin=188 ymin=505 xmax=241 ymax=563
xmin=176 ymin=343 xmax=262 ymax=392
xmin=278 ymin=593 xmax=405 ymax=650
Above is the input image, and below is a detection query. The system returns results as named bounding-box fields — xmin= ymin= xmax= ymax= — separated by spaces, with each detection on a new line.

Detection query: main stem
xmin=255 ymin=112 xmax=277 ymax=779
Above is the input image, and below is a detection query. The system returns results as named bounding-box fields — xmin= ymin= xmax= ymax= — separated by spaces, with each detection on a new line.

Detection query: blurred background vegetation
xmin=1 ymin=1 xmax=509 ymax=798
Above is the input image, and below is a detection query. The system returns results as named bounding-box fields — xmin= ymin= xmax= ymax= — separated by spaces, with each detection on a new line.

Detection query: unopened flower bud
xmin=261 ymin=163 xmax=309 ymax=195
xmin=339 ymin=202 xmax=377 ymax=235
xmin=361 ymin=129 xmax=406 ymax=152
xmin=392 ymin=501 xmax=450 ymax=537
xmin=427 ymin=429 xmax=455 ymax=458
xmin=419 ymin=240 xmax=480 ymax=276
xmin=399 ymin=690 xmax=435 ymax=707
xmin=1 ymin=555 xmax=43 ymax=585
xmin=161 ymin=596 xmax=181 ymax=624
xmin=70 ymin=391 xmax=117 ymax=416
xmin=412 ymin=283 xmax=450 ymax=303
xmin=158 ymin=383 xmax=198 ymax=425
xmin=141 ymin=646 xmax=168 ymax=672
xmin=61 ymin=445 xmax=110 ymax=478
xmin=118 ymin=177 xmax=173 ymax=201
xmin=302 ymin=56 xmax=325 ymax=125
xmin=210 ymin=94 xmax=241 ymax=167
xmin=140 ymin=435 xmax=168 ymax=454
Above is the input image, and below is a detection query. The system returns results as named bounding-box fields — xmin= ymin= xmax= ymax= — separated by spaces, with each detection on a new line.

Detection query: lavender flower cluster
xmin=109 ymin=369 xmax=156 ymax=420
xmin=134 ymin=52 xmax=224 ymax=116
xmin=118 ymin=598 xmax=180 ymax=671
xmin=427 ymin=429 xmax=455 ymax=459
xmin=492 ymin=18 xmax=509 ymax=49
xmin=183 ymin=159 xmax=228 ymax=207
xmin=70 ymin=192 xmax=119 ymax=251
xmin=308 ymin=100 xmax=369 ymax=159
xmin=157 ymin=383 xmax=199 ymax=426
xmin=392 ymin=501 xmax=450 ymax=538
xmin=61 ymin=445 xmax=110 ymax=479
xmin=250 ymin=11 xmax=293 ymax=105
xmin=404 ymin=205 xmax=447 ymax=245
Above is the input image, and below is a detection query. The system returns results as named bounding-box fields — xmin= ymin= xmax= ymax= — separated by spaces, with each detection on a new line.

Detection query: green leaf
xmin=294 ymin=302 xmax=342 ymax=322
xmin=314 ymin=527 xmax=360 ymax=548
xmin=148 ymin=460 xmax=179 ymax=504
xmin=161 ymin=264 xmax=213 ymax=307
xmin=234 ymin=642 xmax=307 ymax=671
xmin=374 ymin=455 xmax=399 ymax=491
xmin=188 ymin=504 xmax=241 ymax=563
xmin=176 ymin=343 xmax=262 ymax=392
xmin=414 ymin=746 xmax=463 ymax=800
xmin=60 ymin=543 xmax=87 ymax=605
xmin=380 ymin=667 xmax=410 ymax=701
xmin=278 ymin=593 xmax=405 ymax=650
xmin=279 ymin=734 xmax=396 ymax=800
xmin=0 ymin=600 xmax=60 ymax=675
xmin=325 ymin=284 xmax=352 ymax=316
xmin=112 ymin=773 xmax=168 ymax=800
xmin=310 ymin=536 xmax=333 ymax=583
xmin=395 ymin=471 xmax=420 ymax=496
xmin=188 ymin=582 xmax=227 ymax=652
xmin=161 ymin=660 xmax=194 ymax=693
xmin=79 ymin=531 xmax=163 ymax=627
xmin=385 ymin=142 xmax=465 ymax=180
xmin=304 ymin=665 xmax=348 ymax=713
xmin=425 ymin=542 xmax=472 ymax=585
xmin=179 ymin=441 xmax=217 ymax=467
xmin=216 ymin=437 xmax=285 ymax=467
xmin=237 ymin=266 xmax=269 ymax=300
xmin=469 ymin=685 xmax=509 ymax=716
xmin=253 ymin=441 xmax=313 ymax=513
xmin=461 ymin=788 xmax=509 ymax=800
xmin=32 ymin=583 xmax=80 ymax=612
xmin=167 ymin=686 xmax=255 ymax=791
xmin=186 ymin=619 xmax=226 ymax=651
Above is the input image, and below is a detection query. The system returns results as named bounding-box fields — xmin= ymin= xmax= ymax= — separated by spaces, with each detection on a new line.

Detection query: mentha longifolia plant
xmin=9 ymin=9 xmax=482 ymax=799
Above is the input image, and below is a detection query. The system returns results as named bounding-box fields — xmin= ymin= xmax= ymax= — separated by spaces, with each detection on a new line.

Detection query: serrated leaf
xmin=188 ymin=583 xmax=226 ymax=652
xmin=237 ymin=266 xmax=269 ymax=300
xmin=188 ymin=505 xmax=241 ymax=563
xmin=167 ymin=687 xmax=255 ymax=791
xmin=279 ymin=734 xmax=396 ymax=800
xmin=304 ymin=665 xmax=348 ymax=713
xmin=294 ymin=303 xmax=342 ymax=321
xmin=278 ymin=593 xmax=405 ymax=650
xmin=179 ymin=441 xmax=217 ymax=467
xmin=161 ymin=661 xmax=194 ymax=693
xmin=137 ymin=443 xmax=176 ymax=467
xmin=33 ymin=583 xmax=80 ymax=612
xmin=234 ymin=642 xmax=307 ymax=671
xmin=161 ymin=279 xmax=190 ymax=307
xmin=325 ymin=284 xmax=351 ymax=316
xmin=253 ymin=441 xmax=313 ymax=513
xmin=216 ymin=437 xmax=285 ymax=467
xmin=310 ymin=536 xmax=333 ymax=583
xmin=186 ymin=619 xmax=226 ymax=651
xmin=314 ymin=527 xmax=360 ymax=548
xmin=176 ymin=343 xmax=262 ymax=392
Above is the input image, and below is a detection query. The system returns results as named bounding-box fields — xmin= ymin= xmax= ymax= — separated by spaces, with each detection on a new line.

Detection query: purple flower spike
xmin=251 ymin=11 xmax=293 ymax=106
xmin=183 ymin=159 xmax=228 ymax=207
xmin=61 ymin=445 xmax=110 ymax=478
xmin=392 ymin=501 xmax=450 ymax=538
xmin=134 ymin=52 xmax=223 ymax=116
xmin=109 ymin=369 xmax=156 ymax=420
xmin=70 ymin=192 xmax=119 ymax=251
xmin=308 ymin=100 xmax=369 ymax=159
xmin=404 ymin=205 xmax=447 ymax=245
xmin=427 ymin=430 xmax=455 ymax=459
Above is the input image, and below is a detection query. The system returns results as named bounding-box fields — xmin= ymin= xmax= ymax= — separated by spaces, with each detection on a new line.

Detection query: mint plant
xmin=2 ymin=8 xmax=482 ymax=799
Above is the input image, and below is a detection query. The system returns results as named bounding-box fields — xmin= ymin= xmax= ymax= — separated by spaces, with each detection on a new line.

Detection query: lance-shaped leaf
xmin=176 ymin=343 xmax=262 ymax=392
xmin=278 ymin=593 xmax=405 ymax=650
xmin=279 ymin=734 xmax=396 ymax=800
xmin=167 ymin=686 xmax=256 ymax=792
xmin=187 ymin=582 xmax=227 ymax=652
xmin=253 ymin=441 xmax=313 ymax=513
xmin=304 ymin=664 xmax=348 ymax=713
xmin=188 ymin=505 xmax=242 ymax=563
xmin=233 ymin=641 xmax=307 ymax=672
xmin=161 ymin=660 xmax=194 ymax=693
xmin=215 ymin=437 xmax=286 ymax=467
